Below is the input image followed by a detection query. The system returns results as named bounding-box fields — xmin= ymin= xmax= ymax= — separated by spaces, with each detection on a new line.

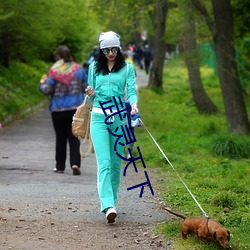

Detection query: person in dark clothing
xmin=87 ymin=46 xmax=99 ymax=67
xmin=134 ymin=45 xmax=144 ymax=69
xmin=143 ymin=44 xmax=152 ymax=74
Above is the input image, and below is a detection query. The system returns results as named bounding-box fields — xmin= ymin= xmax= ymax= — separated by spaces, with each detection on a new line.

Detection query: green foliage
xmin=210 ymin=191 xmax=238 ymax=209
xmin=92 ymin=0 xmax=156 ymax=46
xmin=165 ymin=2 xmax=184 ymax=44
xmin=0 ymin=60 xmax=49 ymax=122
xmin=165 ymin=0 xmax=213 ymax=45
xmin=135 ymin=58 xmax=250 ymax=249
xmin=232 ymin=0 xmax=250 ymax=39
xmin=0 ymin=0 xmax=100 ymax=66
xmin=236 ymin=37 xmax=250 ymax=95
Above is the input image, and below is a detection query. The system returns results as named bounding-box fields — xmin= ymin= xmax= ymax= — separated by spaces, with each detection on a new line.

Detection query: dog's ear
xmin=227 ymin=230 xmax=230 ymax=240
xmin=213 ymin=231 xmax=217 ymax=240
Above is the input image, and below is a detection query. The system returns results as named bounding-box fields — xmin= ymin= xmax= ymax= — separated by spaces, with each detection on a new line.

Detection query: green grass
xmin=132 ymin=59 xmax=250 ymax=250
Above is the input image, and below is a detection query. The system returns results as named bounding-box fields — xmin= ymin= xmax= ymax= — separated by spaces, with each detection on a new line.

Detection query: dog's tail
xmin=161 ymin=206 xmax=187 ymax=220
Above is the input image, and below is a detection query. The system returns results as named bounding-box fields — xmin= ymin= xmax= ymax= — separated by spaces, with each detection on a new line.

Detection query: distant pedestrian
xmin=39 ymin=45 xmax=88 ymax=175
xmin=85 ymin=31 xmax=138 ymax=223
xmin=86 ymin=46 xmax=99 ymax=71
xmin=143 ymin=44 xmax=152 ymax=74
xmin=134 ymin=45 xmax=144 ymax=69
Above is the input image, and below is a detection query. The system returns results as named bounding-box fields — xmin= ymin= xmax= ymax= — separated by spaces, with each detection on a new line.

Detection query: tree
xmin=191 ymin=0 xmax=250 ymax=134
xmin=184 ymin=1 xmax=218 ymax=114
xmin=148 ymin=0 xmax=177 ymax=89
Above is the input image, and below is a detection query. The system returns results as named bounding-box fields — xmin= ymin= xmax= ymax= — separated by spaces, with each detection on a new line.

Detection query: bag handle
xmin=83 ymin=94 xmax=88 ymax=105
xmin=79 ymin=136 xmax=94 ymax=158
xmin=79 ymin=95 xmax=94 ymax=158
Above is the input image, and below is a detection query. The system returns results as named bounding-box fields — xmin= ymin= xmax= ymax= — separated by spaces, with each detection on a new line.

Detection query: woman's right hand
xmin=85 ymin=86 xmax=95 ymax=97
xmin=131 ymin=103 xmax=138 ymax=116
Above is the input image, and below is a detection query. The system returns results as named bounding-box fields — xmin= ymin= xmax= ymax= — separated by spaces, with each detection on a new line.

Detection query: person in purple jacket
xmin=39 ymin=45 xmax=88 ymax=175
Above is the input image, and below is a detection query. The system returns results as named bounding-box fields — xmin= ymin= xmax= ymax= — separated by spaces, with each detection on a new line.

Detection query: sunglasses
xmin=102 ymin=47 xmax=119 ymax=55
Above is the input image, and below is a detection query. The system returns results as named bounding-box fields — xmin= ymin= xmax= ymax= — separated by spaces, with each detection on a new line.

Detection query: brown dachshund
xmin=162 ymin=207 xmax=231 ymax=249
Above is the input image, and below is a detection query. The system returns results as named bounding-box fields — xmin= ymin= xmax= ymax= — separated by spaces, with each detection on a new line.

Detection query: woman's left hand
xmin=85 ymin=86 xmax=96 ymax=97
xmin=131 ymin=103 xmax=138 ymax=116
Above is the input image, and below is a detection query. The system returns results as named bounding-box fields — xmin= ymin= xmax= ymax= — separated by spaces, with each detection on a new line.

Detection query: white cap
xmin=99 ymin=31 xmax=121 ymax=49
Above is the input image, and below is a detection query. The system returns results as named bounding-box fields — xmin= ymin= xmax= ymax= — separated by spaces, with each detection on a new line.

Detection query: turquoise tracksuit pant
xmin=90 ymin=110 xmax=127 ymax=212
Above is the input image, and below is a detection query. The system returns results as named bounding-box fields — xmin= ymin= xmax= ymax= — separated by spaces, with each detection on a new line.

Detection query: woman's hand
xmin=131 ymin=103 xmax=138 ymax=116
xmin=85 ymin=86 xmax=95 ymax=97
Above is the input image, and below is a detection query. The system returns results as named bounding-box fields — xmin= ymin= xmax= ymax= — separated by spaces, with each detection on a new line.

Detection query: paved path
xmin=0 ymin=70 xmax=172 ymax=249
xmin=135 ymin=68 xmax=149 ymax=88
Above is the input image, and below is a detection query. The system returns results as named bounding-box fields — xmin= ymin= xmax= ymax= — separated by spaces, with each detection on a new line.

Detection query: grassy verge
xmin=0 ymin=60 xmax=50 ymax=125
xmin=133 ymin=59 xmax=250 ymax=250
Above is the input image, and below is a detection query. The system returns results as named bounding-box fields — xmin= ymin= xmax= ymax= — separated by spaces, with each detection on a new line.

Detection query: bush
xmin=210 ymin=135 xmax=250 ymax=159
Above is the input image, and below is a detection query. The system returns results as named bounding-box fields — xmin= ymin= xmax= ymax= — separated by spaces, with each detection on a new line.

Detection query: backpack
xmin=72 ymin=95 xmax=93 ymax=158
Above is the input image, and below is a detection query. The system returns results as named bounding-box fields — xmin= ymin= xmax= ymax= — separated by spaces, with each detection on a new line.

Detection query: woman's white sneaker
xmin=105 ymin=208 xmax=117 ymax=223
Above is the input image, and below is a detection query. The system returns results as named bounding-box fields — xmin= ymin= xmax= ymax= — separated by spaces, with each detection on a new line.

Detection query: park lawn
xmin=133 ymin=58 xmax=250 ymax=250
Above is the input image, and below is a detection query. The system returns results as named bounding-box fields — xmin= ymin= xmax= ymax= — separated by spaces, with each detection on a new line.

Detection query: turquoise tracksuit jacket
xmin=87 ymin=62 xmax=138 ymax=108
xmin=87 ymin=61 xmax=138 ymax=212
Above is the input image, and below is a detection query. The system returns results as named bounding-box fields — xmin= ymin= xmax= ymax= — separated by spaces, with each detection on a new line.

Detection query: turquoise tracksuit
xmin=88 ymin=62 xmax=137 ymax=212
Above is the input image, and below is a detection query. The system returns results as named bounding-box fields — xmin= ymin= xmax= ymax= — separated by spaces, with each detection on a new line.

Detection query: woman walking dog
xmin=85 ymin=31 xmax=138 ymax=223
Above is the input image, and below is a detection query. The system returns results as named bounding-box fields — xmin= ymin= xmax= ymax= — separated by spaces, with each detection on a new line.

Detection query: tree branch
xmin=190 ymin=0 xmax=216 ymax=37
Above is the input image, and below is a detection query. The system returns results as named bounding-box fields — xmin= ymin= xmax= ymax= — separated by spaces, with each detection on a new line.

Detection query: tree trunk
xmin=147 ymin=0 xmax=169 ymax=90
xmin=184 ymin=4 xmax=218 ymax=114
xmin=191 ymin=0 xmax=250 ymax=134
xmin=212 ymin=0 xmax=250 ymax=134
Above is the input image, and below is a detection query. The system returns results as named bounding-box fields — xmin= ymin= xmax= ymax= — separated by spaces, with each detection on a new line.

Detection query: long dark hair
xmin=95 ymin=48 xmax=126 ymax=75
